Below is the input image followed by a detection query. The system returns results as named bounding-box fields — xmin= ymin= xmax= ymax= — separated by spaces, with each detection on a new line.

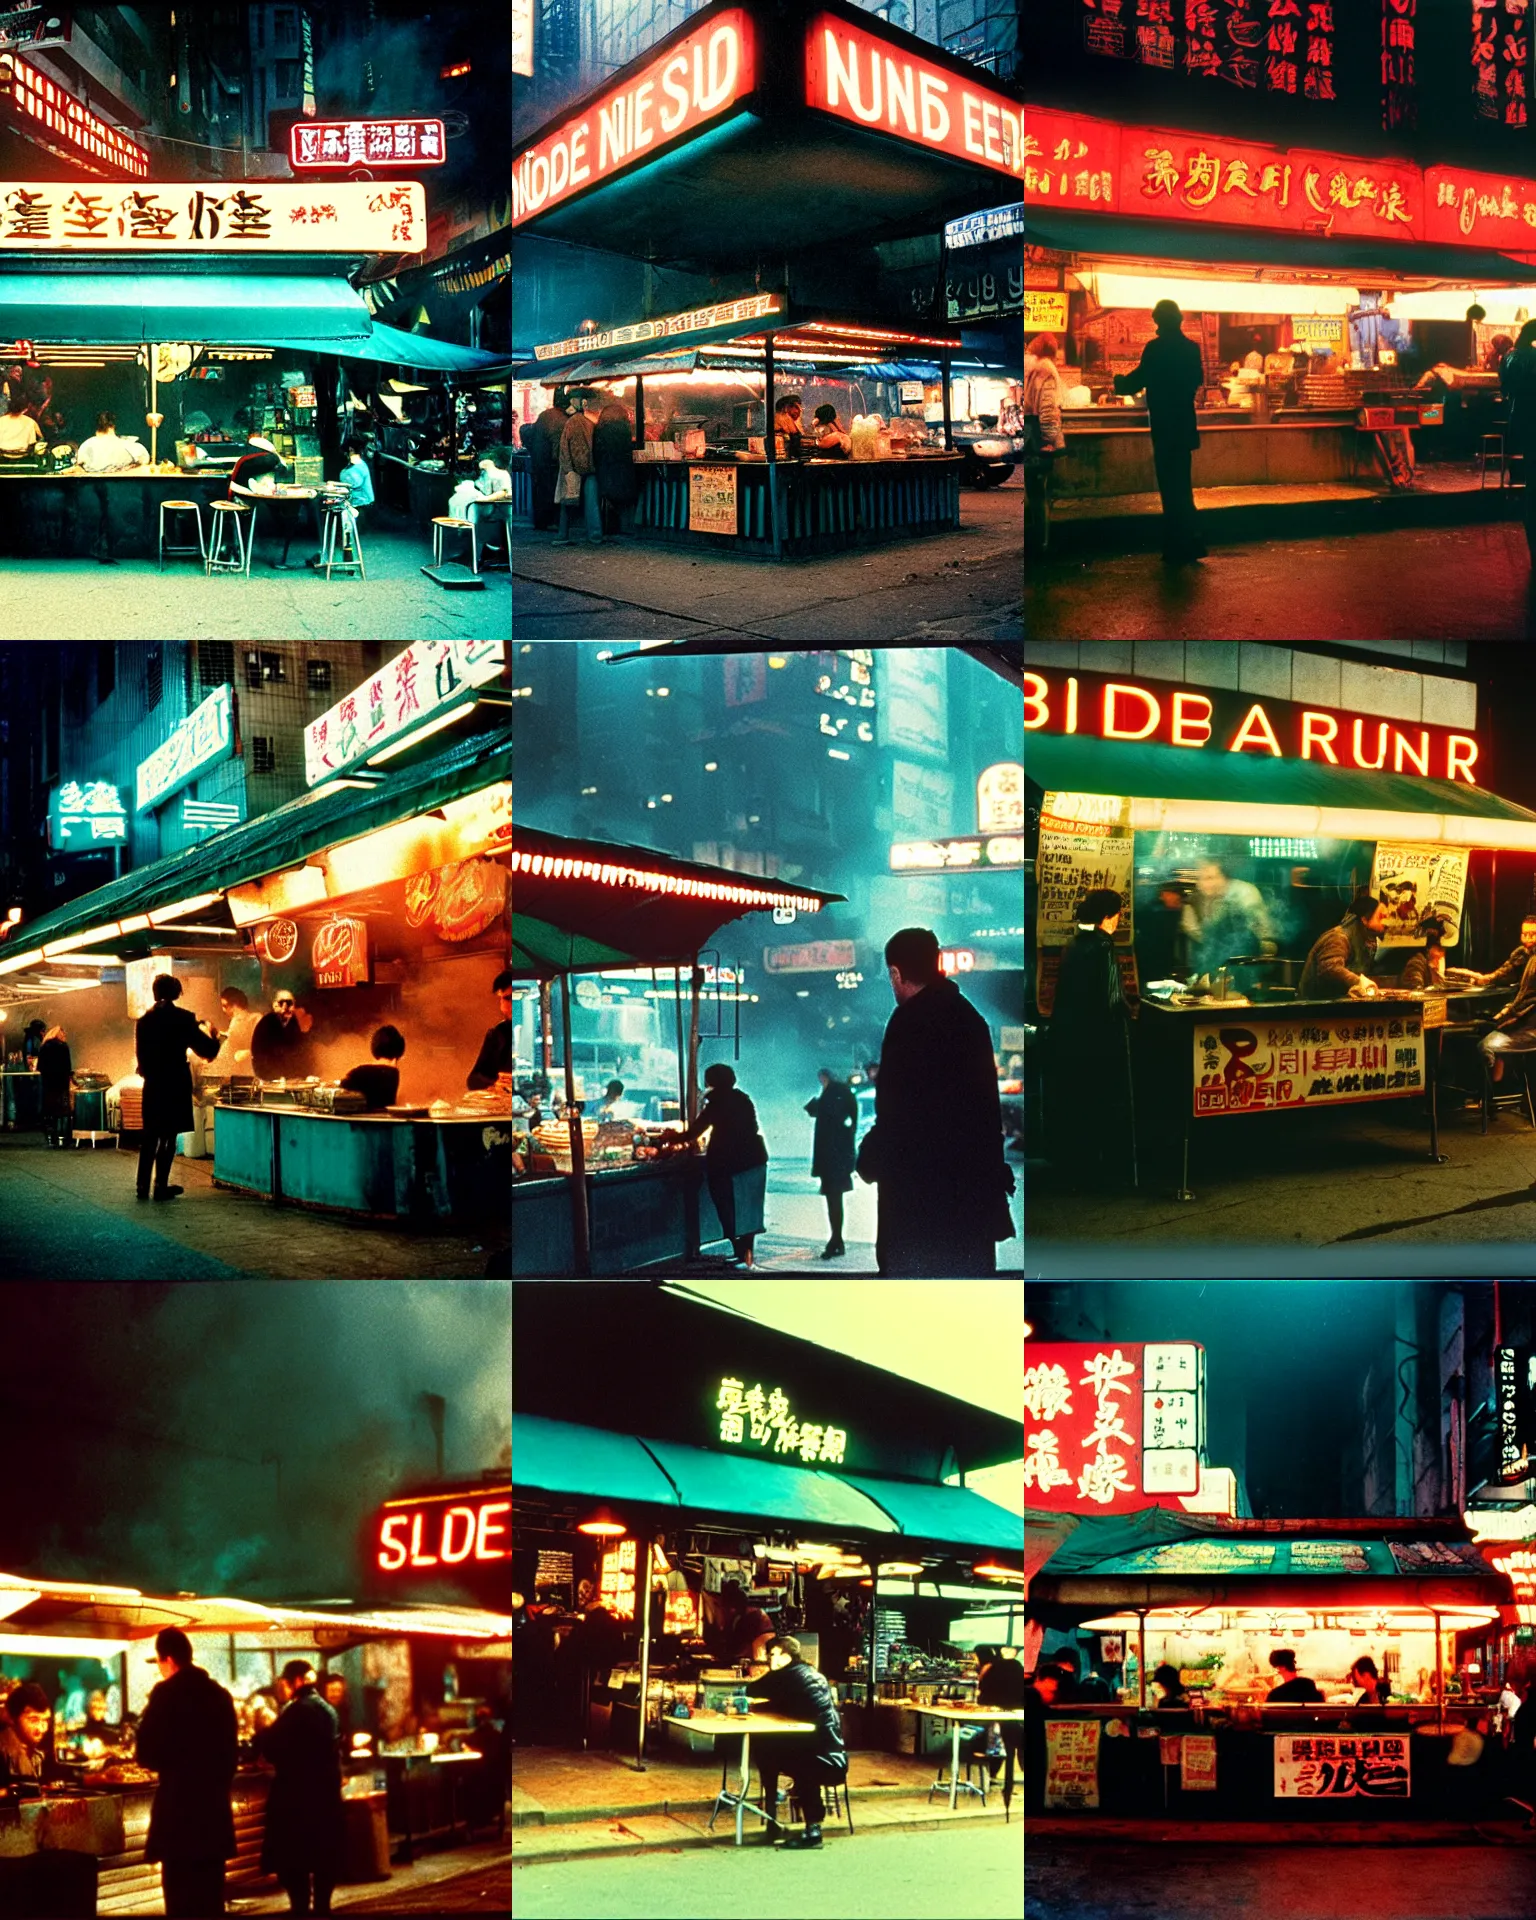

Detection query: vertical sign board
xmin=513 ymin=0 xmax=534 ymax=78
xmin=304 ymin=640 xmax=505 ymax=785
xmin=688 ymin=463 xmax=738 ymax=534
xmin=1044 ymin=1719 xmax=1100 ymax=1808
xmin=1024 ymin=1341 xmax=1204 ymax=1511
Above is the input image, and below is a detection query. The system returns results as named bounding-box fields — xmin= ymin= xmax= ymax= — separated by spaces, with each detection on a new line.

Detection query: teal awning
xmin=511 ymin=1414 xmax=680 ymax=1507
xmin=1026 ymin=733 xmax=1536 ymax=851
xmin=0 ymin=268 xmax=373 ymax=344
xmin=272 ymin=321 xmax=511 ymax=374
xmin=638 ymin=1438 xmax=899 ymax=1534
xmin=10 ymin=728 xmax=508 ymax=956
xmin=838 ymin=1474 xmax=1024 ymax=1554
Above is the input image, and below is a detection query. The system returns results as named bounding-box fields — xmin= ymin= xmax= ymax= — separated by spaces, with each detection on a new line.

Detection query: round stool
xmin=318 ymin=497 xmax=365 ymax=581
xmin=158 ymin=498 xmax=205 ymax=570
xmin=431 ymin=514 xmax=478 ymax=573
xmin=205 ymin=499 xmax=251 ymax=576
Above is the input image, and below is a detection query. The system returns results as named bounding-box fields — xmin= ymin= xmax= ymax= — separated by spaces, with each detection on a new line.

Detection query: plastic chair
xmin=432 ymin=514 xmax=478 ymax=572
xmin=158 ymin=498 xmax=205 ymax=570
xmin=205 ymin=499 xmax=251 ymax=576
xmin=318 ymin=497 xmax=365 ymax=580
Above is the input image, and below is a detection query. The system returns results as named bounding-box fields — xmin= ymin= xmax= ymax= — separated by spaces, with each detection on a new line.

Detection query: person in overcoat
xmin=743 ymin=1637 xmax=848 ymax=1849
xmin=134 ymin=974 xmax=221 ymax=1201
xmin=679 ymin=1062 xmax=769 ymax=1267
xmin=36 ymin=1024 xmax=74 ymax=1146
xmin=592 ymin=396 xmax=638 ymax=532
xmin=856 ymin=927 xmax=1014 ymax=1275
xmin=523 ymin=388 xmax=568 ymax=531
xmin=254 ymin=1661 xmax=344 ymax=1917
xmin=135 ymin=1627 xmax=239 ymax=1918
xmin=1044 ymin=888 xmax=1135 ymax=1190
xmin=804 ymin=1067 xmax=857 ymax=1259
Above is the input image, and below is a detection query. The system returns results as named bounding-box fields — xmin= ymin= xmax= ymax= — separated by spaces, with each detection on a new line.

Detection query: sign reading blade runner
xmin=304 ymin=640 xmax=505 ymax=784
xmin=0 ymin=179 xmax=425 ymax=250
xmin=1193 ymin=1013 xmax=1425 ymax=1116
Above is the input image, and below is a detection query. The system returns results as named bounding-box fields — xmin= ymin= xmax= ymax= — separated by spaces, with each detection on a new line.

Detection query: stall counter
xmin=631 ymin=453 xmax=961 ymax=554
xmin=512 ymin=1155 xmax=751 ymax=1275
xmin=1057 ymin=411 xmax=1366 ymax=497
xmin=0 ymin=469 xmax=236 ymax=558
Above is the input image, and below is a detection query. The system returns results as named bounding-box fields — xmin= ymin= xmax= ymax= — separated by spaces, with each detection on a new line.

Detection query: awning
xmin=1025 ymin=733 xmax=1536 ymax=851
xmin=268 ymin=320 xmax=511 ymax=375
xmin=1027 ymin=207 xmax=1536 ymax=285
xmin=639 ymin=1438 xmax=899 ymax=1534
xmin=5 ymin=728 xmax=509 ymax=961
xmin=0 ymin=266 xmax=373 ymax=345
xmin=551 ymin=350 xmax=698 ymax=384
xmin=510 ymin=1413 xmax=681 ymax=1508
xmin=837 ymin=1473 xmax=1023 ymax=1553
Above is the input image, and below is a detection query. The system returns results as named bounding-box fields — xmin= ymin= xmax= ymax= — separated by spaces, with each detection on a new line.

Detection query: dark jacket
xmin=254 ymin=1686 xmax=343 ymax=1875
xmin=689 ymin=1084 xmax=769 ymax=1174
xmin=856 ymin=976 xmax=1013 ymax=1269
xmin=1398 ymin=949 xmax=1447 ymax=993
xmin=805 ymin=1078 xmax=857 ymax=1187
xmin=1267 ymin=1675 xmax=1325 ymax=1704
xmin=1297 ymin=914 xmax=1377 ymax=1001
xmin=0 ymin=1724 xmax=44 ymax=1780
xmin=978 ymin=1658 xmax=1028 ymax=1710
xmin=251 ymin=1009 xmax=312 ymax=1082
xmin=1136 ymin=901 xmax=1188 ymax=981
xmin=467 ymin=1018 xmax=512 ymax=1090
xmin=557 ymin=411 xmax=595 ymax=482
xmin=340 ymin=1062 xmax=400 ymax=1109
xmin=135 ymin=1002 xmax=221 ymax=1136
xmin=1112 ymin=327 xmax=1203 ymax=449
xmin=1484 ymin=944 xmax=1536 ymax=1030
xmin=744 ymin=1660 xmax=847 ymax=1774
xmin=1050 ymin=927 xmax=1129 ymax=1052
xmin=135 ymin=1664 xmax=239 ymax=1863
xmin=530 ymin=404 xmax=566 ymax=476
xmin=593 ymin=401 xmax=638 ymax=504
xmin=1503 ymin=344 xmax=1536 ymax=454
xmin=35 ymin=1036 xmax=72 ymax=1116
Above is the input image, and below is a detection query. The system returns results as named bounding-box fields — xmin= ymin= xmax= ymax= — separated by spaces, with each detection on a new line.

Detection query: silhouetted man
xmin=136 ymin=1628 xmax=238 ymax=1917
xmin=1113 ymin=298 xmax=1206 ymax=564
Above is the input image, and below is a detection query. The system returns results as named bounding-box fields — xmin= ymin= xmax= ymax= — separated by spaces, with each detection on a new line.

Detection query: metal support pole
xmin=561 ymin=974 xmax=591 ymax=1276
xmin=1137 ymin=1609 xmax=1147 ymax=1708
xmin=674 ymin=966 xmax=687 ymax=1126
xmin=539 ymin=979 xmax=553 ymax=1074
xmin=1435 ymin=1612 xmax=1443 ymax=1721
xmin=687 ymin=956 xmax=702 ymax=1133
xmin=633 ymin=1531 xmax=656 ymax=1770
xmin=633 ymin=376 xmax=645 ymax=450
xmin=765 ymin=333 xmax=782 ymax=559
xmin=940 ymin=350 xmax=953 ymax=452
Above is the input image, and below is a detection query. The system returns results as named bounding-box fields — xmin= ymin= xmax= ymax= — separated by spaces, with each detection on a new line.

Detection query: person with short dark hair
xmin=773 ymin=393 xmax=806 ymax=456
xmin=680 ymin=1062 xmax=769 ymax=1266
xmin=526 ymin=387 xmax=571 ymax=532
xmin=217 ymin=985 xmax=258 ymax=1074
xmin=1044 ymin=890 xmax=1134 ymax=1191
xmin=251 ymin=988 xmax=315 ymax=1082
xmin=0 ymin=388 xmax=42 ymax=456
xmin=255 ymin=1659 xmax=344 ymax=1916
xmin=805 ymin=1066 xmax=858 ymax=1258
xmin=135 ymin=975 xmax=222 ymax=1201
xmin=1297 ymin=892 xmax=1389 ymax=1001
xmin=1471 ymin=912 xmax=1536 ymax=1083
xmin=1266 ymin=1648 xmax=1324 ymax=1704
xmin=340 ymin=1025 xmax=406 ymax=1110
xmin=1153 ymin=1663 xmax=1191 ymax=1709
xmin=0 ymin=1681 xmax=55 ymax=1781
xmin=136 ymin=1626 xmax=239 ymax=1917
xmin=468 ymin=968 xmax=513 ymax=1090
xmin=809 ymin=403 xmax=850 ymax=456
xmin=36 ymin=1022 xmax=74 ymax=1147
xmin=855 ymin=927 xmax=1012 ymax=1273
xmin=1138 ymin=877 xmax=1190 ymax=981
xmin=1112 ymin=298 xmax=1206 ymax=563
xmin=1349 ymin=1655 xmax=1390 ymax=1706
xmin=1400 ymin=918 xmax=1450 ymax=994
xmin=744 ymin=1636 xmax=847 ymax=1849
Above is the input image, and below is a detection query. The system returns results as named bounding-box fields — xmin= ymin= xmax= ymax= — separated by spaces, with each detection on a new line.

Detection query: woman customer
xmin=36 ymin=1024 xmax=74 ymax=1147
xmin=678 ymin=1062 xmax=769 ymax=1267
xmin=1024 ymin=334 xmax=1066 ymax=558
xmin=804 ymin=1067 xmax=857 ymax=1258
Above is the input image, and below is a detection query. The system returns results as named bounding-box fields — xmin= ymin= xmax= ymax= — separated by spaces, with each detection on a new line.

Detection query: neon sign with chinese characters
xmin=305 ymin=640 xmax=504 ymax=784
xmin=715 ymin=1376 xmax=847 ymax=1464
xmin=890 ymin=835 xmax=1024 ymax=871
xmin=512 ymin=9 xmax=755 ymax=226
xmin=1024 ymin=1341 xmax=1205 ymax=1513
xmin=375 ymin=1491 xmax=511 ymax=1571
xmin=135 ymin=685 xmax=233 ymax=811
xmin=290 ymin=117 xmax=444 ymax=169
xmin=533 ymin=292 xmax=783 ymax=363
xmin=0 ymin=179 xmax=424 ymax=250
xmin=49 ymin=780 xmax=126 ymax=848
xmin=1024 ymin=669 xmax=1481 ymax=784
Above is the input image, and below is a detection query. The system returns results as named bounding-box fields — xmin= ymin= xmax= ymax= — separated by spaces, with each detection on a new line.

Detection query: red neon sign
xmin=805 ymin=13 xmax=1020 ymax=177
xmin=376 ymin=1494 xmax=511 ymax=1571
xmin=291 ymin=118 xmax=444 ymax=170
xmin=512 ymin=9 xmax=755 ymax=226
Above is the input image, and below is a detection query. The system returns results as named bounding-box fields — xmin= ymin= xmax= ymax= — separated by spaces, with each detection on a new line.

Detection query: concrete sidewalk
xmin=230 ymin=1841 xmax=511 ymax=1913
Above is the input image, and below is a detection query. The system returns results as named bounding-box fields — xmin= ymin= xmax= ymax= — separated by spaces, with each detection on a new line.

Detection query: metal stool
xmin=205 ymin=499 xmax=252 ymax=575
xmin=318 ymin=497 xmax=365 ymax=580
xmin=158 ymin=498 xmax=206 ymax=570
xmin=1478 ymin=433 xmax=1509 ymax=489
xmin=431 ymin=514 xmax=478 ymax=572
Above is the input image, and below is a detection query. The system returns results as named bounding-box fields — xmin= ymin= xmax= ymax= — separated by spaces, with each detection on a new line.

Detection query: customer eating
xmin=742 ymin=1637 xmax=848 ymax=1849
xmin=340 ymin=1025 xmax=406 ymax=1110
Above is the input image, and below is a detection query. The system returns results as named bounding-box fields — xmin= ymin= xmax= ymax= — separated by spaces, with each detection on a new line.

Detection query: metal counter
xmin=511 ymin=1155 xmax=752 ymax=1275
xmin=631 ymin=455 xmax=962 ymax=555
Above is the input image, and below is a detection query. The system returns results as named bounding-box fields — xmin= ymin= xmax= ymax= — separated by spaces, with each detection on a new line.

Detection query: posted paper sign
xmin=1034 ymin=790 xmax=1133 ymax=947
xmin=688 ymin=463 xmax=738 ymax=534
xmin=1193 ymin=1012 xmax=1424 ymax=1115
xmin=1369 ymin=841 xmax=1469 ymax=948
xmin=1273 ymin=1735 xmax=1409 ymax=1799
xmin=1044 ymin=1718 xmax=1100 ymax=1810
xmin=1181 ymin=1734 xmax=1218 ymax=1791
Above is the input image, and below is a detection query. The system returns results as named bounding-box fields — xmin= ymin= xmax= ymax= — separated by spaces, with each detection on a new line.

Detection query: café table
xmin=887 ymin=1701 xmax=1027 ymax=1811
xmin=687 ymin=1709 xmax=819 ymax=1847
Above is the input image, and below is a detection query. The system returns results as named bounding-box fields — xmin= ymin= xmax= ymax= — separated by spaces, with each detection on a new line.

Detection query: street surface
xmin=1026 ymin=1840 xmax=1536 ymax=1920
xmin=235 ymin=1847 xmax=511 ymax=1914
xmin=0 ymin=1135 xmax=501 ymax=1278
xmin=512 ymin=480 xmax=1022 ymax=642
xmin=0 ymin=527 xmax=510 ymax=641
xmin=514 ymin=1820 xmax=1023 ymax=1920
xmin=1026 ymin=521 xmax=1536 ymax=640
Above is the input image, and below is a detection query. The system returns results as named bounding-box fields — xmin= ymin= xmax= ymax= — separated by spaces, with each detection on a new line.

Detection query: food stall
xmin=1025 ymin=660 xmax=1536 ymax=1196
xmin=510 ymin=827 xmax=844 ymax=1275
xmin=1027 ymin=1510 xmax=1514 ymax=1822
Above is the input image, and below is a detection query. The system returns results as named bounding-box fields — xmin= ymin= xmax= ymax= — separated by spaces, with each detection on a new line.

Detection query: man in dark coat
xmin=135 ymin=1627 xmax=238 ymax=1918
xmin=856 ymin=927 xmax=1013 ymax=1275
xmin=744 ymin=1637 xmax=847 ymax=1849
xmin=524 ymin=388 xmax=569 ymax=531
xmin=592 ymin=396 xmax=638 ymax=533
xmin=134 ymin=974 xmax=222 ymax=1201
xmin=254 ymin=1661 xmax=344 ymax=1916
xmin=1112 ymin=298 xmax=1207 ymax=563
xmin=804 ymin=1067 xmax=857 ymax=1259
xmin=1045 ymin=887 xmax=1134 ymax=1188
xmin=251 ymin=987 xmax=315 ymax=1082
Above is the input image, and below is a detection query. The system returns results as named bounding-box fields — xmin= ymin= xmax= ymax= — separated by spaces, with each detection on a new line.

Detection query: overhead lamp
xmin=576 ymin=1508 xmax=627 ymax=1537
xmin=878 ymin=1561 xmax=925 ymax=1578
xmin=4 ymin=908 xmax=20 ymax=924
xmin=972 ymin=1562 xmax=1025 ymax=1581
xmin=366 ymin=700 xmax=478 ymax=766
xmin=148 ymin=893 xmax=222 ymax=924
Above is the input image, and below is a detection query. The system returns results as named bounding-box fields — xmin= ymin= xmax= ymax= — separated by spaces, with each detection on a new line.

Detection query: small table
xmin=686 ymin=1710 xmax=818 ymax=1847
xmin=889 ymin=1702 xmax=1026 ymax=1810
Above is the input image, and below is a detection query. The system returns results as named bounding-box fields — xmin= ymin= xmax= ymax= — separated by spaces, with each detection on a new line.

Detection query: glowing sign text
xmin=376 ymin=1495 xmax=511 ymax=1571
xmin=716 ymin=1377 xmax=847 ymax=1463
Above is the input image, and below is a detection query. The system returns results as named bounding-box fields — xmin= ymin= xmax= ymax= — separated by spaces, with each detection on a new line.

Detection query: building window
xmin=274 ymin=7 xmax=298 ymax=45
xmin=246 ymin=649 xmax=285 ymax=689
xmin=274 ymin=58 xmax=302 ymax=97
xmin=146 ymin=646 xmax=162 ymax=711
xmin=200 ymin=641 xmax=234 ymax=689
xmin=251 ymin=735 xmax=276 ymax=775
xmin=306 ymin=659 xmax=332 ymax=694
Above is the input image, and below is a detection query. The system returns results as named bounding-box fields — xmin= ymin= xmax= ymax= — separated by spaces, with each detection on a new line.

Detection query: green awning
xmin=11 ymin=728 xmax=509 ymax=956
xmin=0 ymin=268 xmax=373 ymax=344
xmin=1026 ymin=733 xmax=1536 ymax=850
xmin=837 ymin=1474 xmax=1024 ymax=1554
xmin=1027 ymin=207 xmax=1536 ymax=283
xmin=511 ymin=1414 xmax=680 ymax=1507
xmin=271 ymin=321 xmax=511 ymax=375
xmin=511 ymin=915 xmax=638 ymax=975
xmin=639 ymin=1438 xmax=899 ymax=1534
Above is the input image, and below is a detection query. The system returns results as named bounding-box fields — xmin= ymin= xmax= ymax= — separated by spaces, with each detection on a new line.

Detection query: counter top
xmin=216 ymin=1099 xmax=504 ymax=1126
xmin=636 ymin=453 xmax=959 ymax=467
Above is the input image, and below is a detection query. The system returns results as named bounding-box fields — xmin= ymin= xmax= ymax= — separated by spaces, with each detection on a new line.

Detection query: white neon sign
xmin=716 ymin=1376 xmax=847 ymax=1463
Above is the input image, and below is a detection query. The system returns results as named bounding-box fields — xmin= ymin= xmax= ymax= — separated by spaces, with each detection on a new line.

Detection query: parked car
xmin=953 ymin=418 xmax=1023 ymax=487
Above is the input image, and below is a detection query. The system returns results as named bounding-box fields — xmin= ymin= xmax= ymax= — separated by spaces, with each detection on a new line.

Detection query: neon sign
xmin=1024 ymin=670 xmax=1481 ymax=785
xmin=512 ymin=9 xmax=755 ymax=226
xmin=376 ymin=1492 xmax=511 ymax=1571
xmin=805 ymin=13 xmax=1020 ymax=177
xmin=715 ymin=1377 xmax=847 ymax=1463
xmin=533 ymin=292 xmax=783 ymax=364
xmin=0 ymin=178 xmax=425 ymax=251
xmin=1024 ymin=1341 xmax=1204 ymax=1513
xmin=890 ymin=835 xmax=1024 ymax=871
xmin=50 ymin=780 xmax=126 ymax=848
xmin=290 ymin=117 xmax=445 ymax=169
xmin=135 ymin=685 xmax=233 ymax=811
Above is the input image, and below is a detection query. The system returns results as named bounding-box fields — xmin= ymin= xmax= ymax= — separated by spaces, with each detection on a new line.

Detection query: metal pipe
xmin=674 ymin=966 xmax=687 ymax=1126
xmin=687 ymin=955 xmax=702 ymax=1132
xmin=1137 ymin=1609 xmax=1147 ymax=1709
xmin=560 ymin=973 xmax=591 ymax=1276
xmin=941 ymin=350 xmax=953 ymax=452
xmin=634 ymin=1530 xmax=656 ymax=1770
